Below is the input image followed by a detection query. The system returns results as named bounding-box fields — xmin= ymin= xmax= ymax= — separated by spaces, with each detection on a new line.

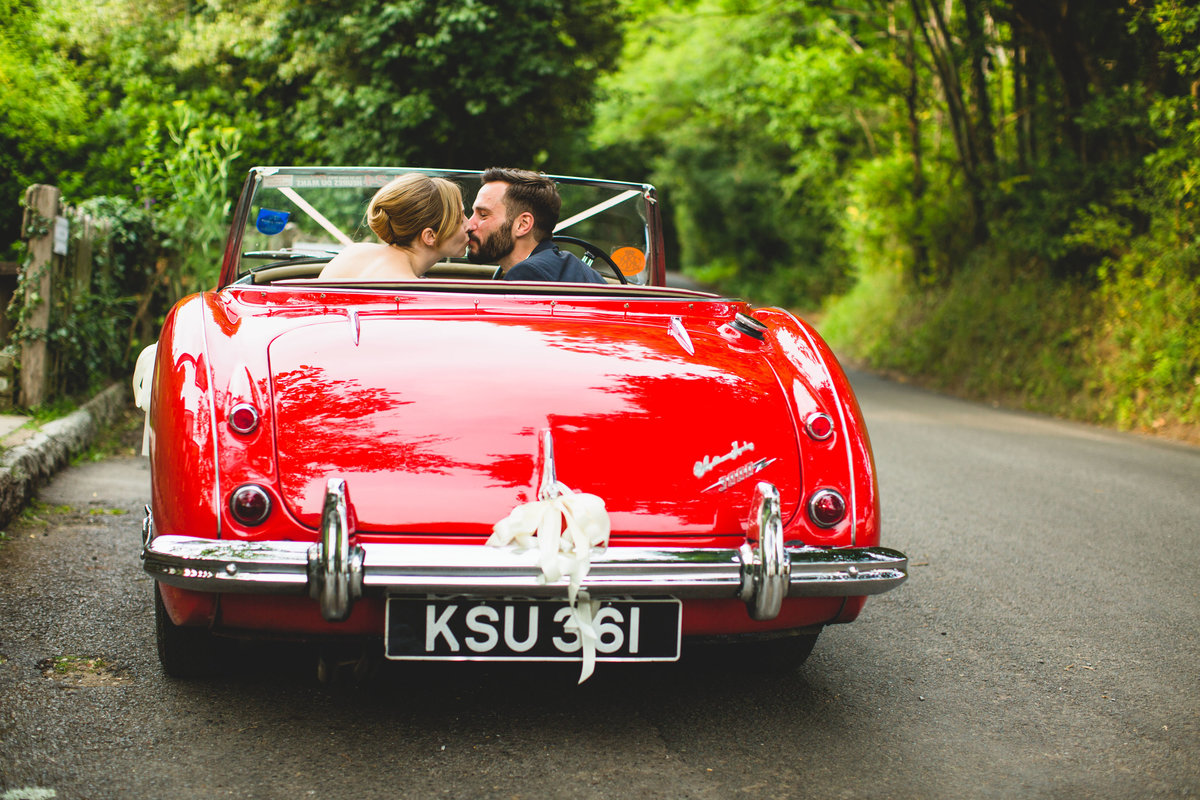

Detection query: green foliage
xmin=823 ymin=254 xmax=1097 ymax=414
xmin=822 ymin=217 xmax=1200 ymax=439
xmin=131 ymin=102 xmax=243 ymax=300
xmin=75 ymin=196 xmax=162 ymax=299
xmin=7 ymin=192 xmax=159 ymax=402
xmin=594 ymin=0 xmax=860 ymax=305
xmin=266 ymin=0 xmax=623 ymax=168
xmin=1091 ymin=225 xmax=1200 ymax=433
xmin=0 ymin=0 xmax=87 ymax=250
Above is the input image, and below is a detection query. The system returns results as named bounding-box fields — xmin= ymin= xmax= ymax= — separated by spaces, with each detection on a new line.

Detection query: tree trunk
xmin=911 ymin=0 xmax=989 ymax=248
xmin=904 ymin=17 xmax=930 ymax=282
xmin=964 ymin=0 xmax=997 ymax=168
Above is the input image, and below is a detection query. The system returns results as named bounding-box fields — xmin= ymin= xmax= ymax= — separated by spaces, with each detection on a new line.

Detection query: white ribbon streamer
xmin=488 ymin=483 xmax=610 ymax=682
xmin=132 ymin=343 xmax=157 ymax=456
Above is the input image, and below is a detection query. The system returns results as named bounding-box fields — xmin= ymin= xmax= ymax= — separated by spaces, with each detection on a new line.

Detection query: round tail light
xmin=807 ymin=489 xmax=846 ymax=528
xmin=805 ymin=412 xmax=835 ymax=441
xmin=228 ymin=403 xmax=260 ymax=435
xmin=229 ymin=484 xmax=272 ymax=526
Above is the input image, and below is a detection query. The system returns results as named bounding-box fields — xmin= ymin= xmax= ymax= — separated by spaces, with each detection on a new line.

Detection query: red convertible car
xmin=140 ymin=167 xmax=906 ymax=681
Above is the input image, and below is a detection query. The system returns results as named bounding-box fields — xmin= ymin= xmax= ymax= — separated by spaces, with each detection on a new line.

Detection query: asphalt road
xmin=1 ymin=371 xmax=1197 ymax=799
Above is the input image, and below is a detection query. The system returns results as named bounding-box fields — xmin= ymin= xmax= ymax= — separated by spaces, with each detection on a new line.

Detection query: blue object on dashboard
xmin=256 ymin=208 xmax=290 ymax=235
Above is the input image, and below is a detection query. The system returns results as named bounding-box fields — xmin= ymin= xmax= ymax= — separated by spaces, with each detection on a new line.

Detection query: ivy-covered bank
xmin=819 ymin=243 xmax=1199 ymax=446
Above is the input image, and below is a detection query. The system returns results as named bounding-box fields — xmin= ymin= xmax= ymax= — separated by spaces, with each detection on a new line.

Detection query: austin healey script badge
xmin=693 ymin=441 xmax=755 ymax=478
xmin=702 ymin=458 xmax=777 ymax=492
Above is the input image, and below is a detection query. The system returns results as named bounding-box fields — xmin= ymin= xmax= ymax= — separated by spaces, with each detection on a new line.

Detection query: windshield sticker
xmin=255 ymin=208 xmax=290 ymax=236
xmin=694 ymin=441 xmax=755 ymax=478
xmin=263 ymin=173 xmax=394 ymax=189
xmin=612 ymin=246 xmax=646 ymax=276
xmin=703 ymin=458 xmax=777 ymax=493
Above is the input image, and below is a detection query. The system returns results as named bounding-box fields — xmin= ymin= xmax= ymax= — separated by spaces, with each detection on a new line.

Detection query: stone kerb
xmin=0 ymin=384 xmax=128 ymax=528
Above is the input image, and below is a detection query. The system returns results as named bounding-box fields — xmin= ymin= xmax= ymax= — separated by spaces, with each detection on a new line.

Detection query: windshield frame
xmin=219 ymin=167 xmax=666 ymax=289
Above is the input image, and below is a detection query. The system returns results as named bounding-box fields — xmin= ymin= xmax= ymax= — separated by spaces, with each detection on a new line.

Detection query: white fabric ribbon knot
xmin=488 ymin=483 xmax=610 ymax=682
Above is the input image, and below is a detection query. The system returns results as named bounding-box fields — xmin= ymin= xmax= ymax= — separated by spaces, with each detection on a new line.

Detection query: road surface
xmin=1 ymin=372 xmax=1197 ymax=798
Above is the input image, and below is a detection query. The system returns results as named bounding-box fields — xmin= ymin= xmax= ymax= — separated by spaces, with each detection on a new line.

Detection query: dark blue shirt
xmin=504 ymin=239 xmax=607 ymax=284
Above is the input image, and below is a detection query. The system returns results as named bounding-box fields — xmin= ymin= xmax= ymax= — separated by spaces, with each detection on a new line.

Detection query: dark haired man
xmin=466 ymin=167 xmax=607 ymax=283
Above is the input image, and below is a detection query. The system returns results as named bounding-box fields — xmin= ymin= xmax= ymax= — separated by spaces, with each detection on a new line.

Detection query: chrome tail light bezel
xmin=807 ymin=488 xmax=847 ymax=529
xmin=229 ymin=483 xmax=272 ymax=526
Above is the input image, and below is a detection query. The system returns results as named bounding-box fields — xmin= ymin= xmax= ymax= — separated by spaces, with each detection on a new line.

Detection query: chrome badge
xmin=703 ymin=458 xmax=777 ymax=493
xmin=694 ymin=441 xmax=755 ymax=478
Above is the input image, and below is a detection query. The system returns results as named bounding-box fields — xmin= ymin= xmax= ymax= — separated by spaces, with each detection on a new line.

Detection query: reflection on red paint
xmin=268 ymin=316 xmax=802 ymax=536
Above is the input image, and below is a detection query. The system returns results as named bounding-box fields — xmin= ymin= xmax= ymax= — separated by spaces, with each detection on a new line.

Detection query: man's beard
xmin=467 ymin=219 xmax=515 ymax=264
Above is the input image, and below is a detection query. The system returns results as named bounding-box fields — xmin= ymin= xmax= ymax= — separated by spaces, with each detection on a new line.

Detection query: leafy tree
xmin=256 ymin=0 xmax=624 ymax=168
xmin=19 ymin=0 xmax=624 ymax=218
xmin=0 ymin=0 xmax=87 ymax=250
xmin=594 ymin=1 xmax=868 ymax=304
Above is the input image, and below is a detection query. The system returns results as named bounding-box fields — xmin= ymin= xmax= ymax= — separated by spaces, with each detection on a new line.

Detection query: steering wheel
xmin=552 ymin=236 xmax=629 ymax=284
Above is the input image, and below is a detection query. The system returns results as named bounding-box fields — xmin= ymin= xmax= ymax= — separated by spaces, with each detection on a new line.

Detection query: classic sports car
xmin=140 ymin=166 xmax=906 ymax=681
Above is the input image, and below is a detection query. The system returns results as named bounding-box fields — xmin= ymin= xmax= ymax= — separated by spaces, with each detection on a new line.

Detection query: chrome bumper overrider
xmin=142 ymin=480 xmax=907 ymax=623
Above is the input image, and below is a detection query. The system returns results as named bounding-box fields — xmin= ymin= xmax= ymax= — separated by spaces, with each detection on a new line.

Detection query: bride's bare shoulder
xmin=318 ymin=243 xmax=386 ymax=278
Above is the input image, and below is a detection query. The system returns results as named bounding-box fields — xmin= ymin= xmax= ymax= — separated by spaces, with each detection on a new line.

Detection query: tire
xmin=698 ymin=629 xmax=821 ymax=673
xmin=154 ymin=583 xmax=218 ymax=678
xmin=757 ymin=631 xmax=820 ymax=670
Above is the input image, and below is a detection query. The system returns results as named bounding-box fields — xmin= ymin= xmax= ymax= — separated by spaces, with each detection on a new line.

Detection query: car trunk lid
xmin=267 ymin=313 xmax=801 ymax=537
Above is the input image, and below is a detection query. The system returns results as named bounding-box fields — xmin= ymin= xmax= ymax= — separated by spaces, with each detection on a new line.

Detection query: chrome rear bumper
xmin=143 ymin=481 xmax=907 ymax=623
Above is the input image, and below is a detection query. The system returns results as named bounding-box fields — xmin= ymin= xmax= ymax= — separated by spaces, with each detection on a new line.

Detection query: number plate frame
xmin=385 ymin=596 xmax=681 ymax=662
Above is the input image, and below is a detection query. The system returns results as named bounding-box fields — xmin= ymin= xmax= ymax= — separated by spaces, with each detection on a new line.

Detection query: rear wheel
xmin=698 ymin=629 xmax=821 ymax=673
xmin=154 ymin=583 xmax=218 ymax=678
xmin=757 ymin=631 xmax=820 ymax=670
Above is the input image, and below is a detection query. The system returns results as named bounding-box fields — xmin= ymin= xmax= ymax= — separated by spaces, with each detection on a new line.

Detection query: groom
xmin=466 ymin=167 xmax=607 ymax=284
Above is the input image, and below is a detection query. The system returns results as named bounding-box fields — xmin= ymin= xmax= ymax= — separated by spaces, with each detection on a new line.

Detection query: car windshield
xmin=229 ymin=167 xmax=657 ymax=287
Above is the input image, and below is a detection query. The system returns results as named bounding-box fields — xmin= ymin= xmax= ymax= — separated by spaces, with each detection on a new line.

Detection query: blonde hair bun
xmin=367 ymin=173 xmax=463 ymax=248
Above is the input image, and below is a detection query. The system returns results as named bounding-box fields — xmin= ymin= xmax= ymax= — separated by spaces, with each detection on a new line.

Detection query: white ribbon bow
xmin=488 ymin=483 xmax=610 ymax=682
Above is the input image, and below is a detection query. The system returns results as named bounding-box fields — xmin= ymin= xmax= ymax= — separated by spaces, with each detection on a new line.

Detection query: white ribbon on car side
xmin=488 ymin=482 xmax=611 ymax=683
xmin=132 ymin=343 xmax=157 ymax=456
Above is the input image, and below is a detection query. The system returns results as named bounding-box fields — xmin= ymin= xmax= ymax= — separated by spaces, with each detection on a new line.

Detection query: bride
xmin=319 ymin=173 xmax=468 ymax=280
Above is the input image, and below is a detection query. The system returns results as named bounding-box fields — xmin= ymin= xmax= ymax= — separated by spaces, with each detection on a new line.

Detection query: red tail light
xmin=229 ymin=484 xmax=271 ymax=526
xmin=228 ymin=403 xmax=260 ymax=435
xmin=807 ymin=489 xmax=846 ymax=528
xmin=805 ymin=412 xmax=834 ymax=441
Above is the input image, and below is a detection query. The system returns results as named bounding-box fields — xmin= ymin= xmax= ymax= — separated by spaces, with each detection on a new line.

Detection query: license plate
xmin=385 ymin=597 xmax=681 ymax=662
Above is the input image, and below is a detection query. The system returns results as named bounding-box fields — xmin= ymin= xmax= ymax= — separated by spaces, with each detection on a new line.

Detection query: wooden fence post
xmin=20 ymin=184 xmax=61 ymax=408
